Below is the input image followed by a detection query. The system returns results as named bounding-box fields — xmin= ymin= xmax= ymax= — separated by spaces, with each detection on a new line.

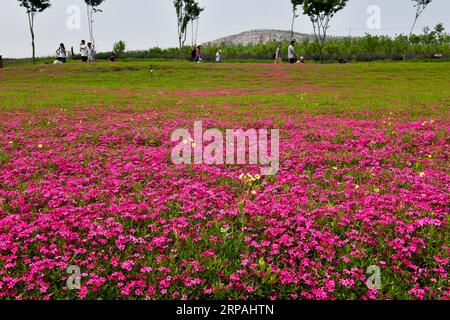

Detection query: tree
xmin=187 ymin=1 xmax=204 ymax=46
xmin=174 ymin=0 xmax=202 ymax=59
xmin=18 ymin=0 xmax=51 ymax=64
xmin=404 ymin=0 xmax=432 ymax=60
xmin=84 ymin=0 xmax=106 ymax=48
xmin=174 ymin=0 xmax=189 ymax=59
xmin=433 ymin=23 xmax=446 ymax=44
xmin=302 ymin=0 xmax=348 ymax=63
xmin=290 ymin=0 xmax=304 ymax=41
xmin=419 ymin=26 xmax=435 ymax=45
xmin=113 ymin=40 xmax=126 ymax=56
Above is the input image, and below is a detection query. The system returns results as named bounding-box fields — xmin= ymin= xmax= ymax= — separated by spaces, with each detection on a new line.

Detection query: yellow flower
xmin=332 ymin=166 xmax=338 ymax=170
xmin=254 ymin=174 xmax=261 ymax=180
xmin=191 ymin=143 xmax=196 ymax=148
xmin=8 ymin=141 xmax=13 ymax=144
xmin=374 ymin=188 xmax=380 ymax=193
xmin=355 ymin=185 xmax=360 ymax=189
xmin=251 ymin=190 xmax=257 ymax=195
xmin=419 ymin=172 xmax=425 ymax=178
xmin=427 ymin=155 xmax=432 ymax=159
xmin=239 ymin=173 xmax=245 ymax=180
xmin=38 ymin=144 xmax=43 ymax=149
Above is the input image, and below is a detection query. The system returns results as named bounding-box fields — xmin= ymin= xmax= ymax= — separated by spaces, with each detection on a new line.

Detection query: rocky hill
xmin=206 ymin=29 xmax=314 ymax=46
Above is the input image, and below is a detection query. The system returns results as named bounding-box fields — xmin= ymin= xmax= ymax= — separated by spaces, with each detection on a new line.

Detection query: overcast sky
xmin=1 ymin=0 xmax=449 ymax=58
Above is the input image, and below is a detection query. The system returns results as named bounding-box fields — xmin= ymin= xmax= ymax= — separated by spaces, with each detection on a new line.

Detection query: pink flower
xmin=121 ymin=260 xmax=135 ymax=271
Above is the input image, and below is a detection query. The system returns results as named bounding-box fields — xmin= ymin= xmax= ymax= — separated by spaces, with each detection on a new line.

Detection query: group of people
xmin=275 ymin=40 xmax=305 ymax=64
xmin=55 ymin=40 xmax=96 ymax=64
xmin=191 ymin=45 xmax=223 ymax=63
xmin=192 ymin=40 xmax=303 ymax=65
xmin=191 ymin=45 xmax=203 ymax=63
xmin=54 ymin=40 xmax=301 ymax=65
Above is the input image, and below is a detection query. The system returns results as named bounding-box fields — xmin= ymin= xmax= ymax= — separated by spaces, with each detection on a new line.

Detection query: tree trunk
xmin=32 ymin=33 xmax=35 ymax=64
xmin=87 ymin=5 xmax=91 ymax=42
xmin=195 ymin=18 xmax=199 ymax=45
xmin=182 ymin=27 xmax=188 ymax=61
xmin=404 ymin=14 xmax=419 ymax=61
xmin=319 ymin=45 xmax=324 ymax=64
xmin=191 ymin=21 xmax=194 ymax=46
xmin=290 ymin=11 xmax=296 ymax=41
xmin=27 ymin=12 xmax=36 ymax=64
xmin=179 ymin=36 xmax=183 ymax=61
xmin=86 ymin=5 xmax=95 ymax=47
xmin=90 ymin=12 xmax=95 ymax=48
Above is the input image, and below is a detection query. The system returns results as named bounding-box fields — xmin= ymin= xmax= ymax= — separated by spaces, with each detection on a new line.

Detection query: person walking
xmin=274 ymin=43 xmax=282 ymax=64
xmin=191 ymin=45 xmax=197 ymax=61
xmin=288 ymin=40 xmax=297 ymax=64
xmin=56 ymin=43 xmax=67 ymax=63
xmin=80 ymin=40 xmax=88 ymax=63
xmin=195 ymin=45 xmax=202 ymax=63
xmin=87 ymin=42 xmax=96 ymax=62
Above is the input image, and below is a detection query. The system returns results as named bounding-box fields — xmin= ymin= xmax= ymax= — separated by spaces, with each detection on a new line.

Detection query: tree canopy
xmin=18 ymin=0 xmax=51 ymax=13
xmin=84 ymin=0 xmax=105 ymax=7
xmin=302 ymin=0 xmax=348 ymax=20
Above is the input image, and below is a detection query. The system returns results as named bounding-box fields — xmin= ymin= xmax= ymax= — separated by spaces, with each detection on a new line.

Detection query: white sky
xmin=1 ymin=0 xmax=449 ymax=58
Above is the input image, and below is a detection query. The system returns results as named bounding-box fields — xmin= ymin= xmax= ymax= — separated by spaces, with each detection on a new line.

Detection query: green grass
xmin=1 ymin=60 xmax=448 ymax=119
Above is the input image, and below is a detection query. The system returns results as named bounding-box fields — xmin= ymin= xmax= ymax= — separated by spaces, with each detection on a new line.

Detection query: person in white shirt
xmin=56 ymin=43 xmax=67 ymax=63
xmin=87 ymin=42 xmax=95 ymax=62
xmin=288 ymin=40 xmax=297 ymax=64
xmin=215 ymin=50 xmax=222 ymax=63
xmin=80 ymin=40 xmax=88 ymax=62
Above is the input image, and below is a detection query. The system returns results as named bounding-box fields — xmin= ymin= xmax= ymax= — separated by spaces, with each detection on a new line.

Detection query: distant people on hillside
xmin=274 ymin=43 xmax=282 ymax=64
xmin=80 ymin=40 xmax=88 ymax=62
xmin=215 ymin=49 xmax=222 ymax=63
xmin=288 ymin=40 xmax=297 ymax=64
xmin=56 ymin=43 xmax=67 ymax=63
xmin=195 ymin=45 xmax=202 ymax=63
xmin=87 ymin=42 xmax=95 ymax=62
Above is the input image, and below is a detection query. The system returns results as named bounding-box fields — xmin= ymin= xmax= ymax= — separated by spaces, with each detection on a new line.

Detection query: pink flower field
xmin=0 ymin=61 xmax=449 ymax=300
